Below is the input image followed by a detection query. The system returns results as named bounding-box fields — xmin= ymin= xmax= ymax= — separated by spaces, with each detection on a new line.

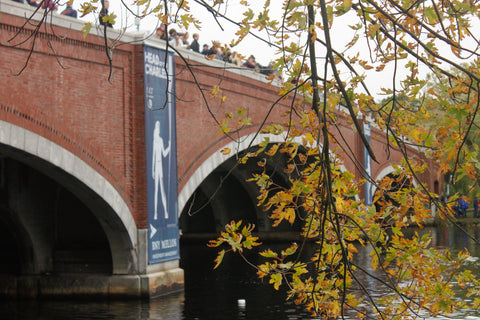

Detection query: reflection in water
xmin=181 ymin=240 xmax=316 ymax=320
xmin=0 ymin=296 xmax=185 ymax=320
xmin=1 ymin=226 xmax=480 ymax=319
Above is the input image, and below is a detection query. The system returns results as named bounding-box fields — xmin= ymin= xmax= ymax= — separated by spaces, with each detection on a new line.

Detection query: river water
xmin=1 ymin=225 xmax=480 ymax=320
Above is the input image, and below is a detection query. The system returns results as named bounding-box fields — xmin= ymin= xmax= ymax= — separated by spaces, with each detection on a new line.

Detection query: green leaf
xmin=282 ymin=243 xmax=298 ymax=257
xmin=424 ymin=7 xmax=438 ymax=25
xmin=213 ymin=250 xmax=225 ymax=269
xmin=243 ymin=236 xmax=260 ymax=249
xmin=269 ymin=273 xmax=282 ymax=290
xmin=103 ymin=13 xmax=117 ymax=26
xmin=244 ymin=8 xmax=254 ymax=20
xmin=260 ymin=249 xmax=278 ymax=258
xmin=81 ymin=22 xmax=92 ymax=39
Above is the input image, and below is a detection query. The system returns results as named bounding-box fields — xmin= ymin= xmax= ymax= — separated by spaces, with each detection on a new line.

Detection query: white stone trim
xmin=372 ymin=165 xmax=418 ymax=196
xmin=375 ymin=165 xmax=396 ymax=183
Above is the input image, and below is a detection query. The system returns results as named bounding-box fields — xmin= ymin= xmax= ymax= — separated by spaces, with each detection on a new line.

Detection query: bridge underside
xmin=0 ymin=151 xmax=115 ymax=297
xmin=0 ymin=157 xmax=112 ymax=273
xmin=0 ymin=144 xmax=182 ymax=299
xmin=180 ymin=145 xmax=304 ymax=240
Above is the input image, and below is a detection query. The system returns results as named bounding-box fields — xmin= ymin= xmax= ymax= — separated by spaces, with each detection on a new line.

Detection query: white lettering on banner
xmin=144 ymin=51 xmax=168 ymax=79
xmin=145 ymin=63 xmax=168 ymax=79
xmin=161 ymin=238 xmax=177 ymax=249
xmin=151 ymin=239 xmax=177 ymax=251
xmin=152 ymin=250 xmax=178 ymax=259
xmin=152 ymin=241 xmax=161 ymax=250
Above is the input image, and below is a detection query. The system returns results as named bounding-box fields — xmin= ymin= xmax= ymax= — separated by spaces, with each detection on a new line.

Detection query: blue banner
xmin=144 ymin=45 xmax=179 ymax=264
xmin=363 ymin=121 xmax=373 ymax=206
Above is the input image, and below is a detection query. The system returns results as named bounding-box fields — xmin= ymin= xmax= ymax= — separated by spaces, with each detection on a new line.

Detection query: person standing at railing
xmin=99 ymin=0 xmax=113 ymax=28
xmin=61 ymin=4 xmax=77 ymax=18
xmin=156 ymin=24 xmax=167 ymax=41
xmin=459 ymin=196 xmax=469 ymax=217
xmin=189 ymin=33 xmax=200 ymax=53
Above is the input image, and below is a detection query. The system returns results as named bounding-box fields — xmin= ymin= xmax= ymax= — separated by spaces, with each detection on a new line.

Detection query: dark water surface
xmin=2 ymin=225 xmax=480 ymax=319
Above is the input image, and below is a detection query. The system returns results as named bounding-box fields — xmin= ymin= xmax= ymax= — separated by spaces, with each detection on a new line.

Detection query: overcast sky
xmin=63 ymin=1 xmax=478 ymax=100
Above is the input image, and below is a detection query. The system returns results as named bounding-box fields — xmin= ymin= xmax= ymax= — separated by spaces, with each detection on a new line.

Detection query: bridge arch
xmin=178 ymin=132 xmax=353 ymax=235
xmin=178 ymin=131 xmax=352 ymax=218
xmin=178 ymin=132 xmax=299 ymax=216
xmin=374 ymin=164 xmax=419 ymax=190
xmin=178 ymin=133 xmax=288 ymax=234
xmin=0 ymin=120 xmax=137 ymax=275
xmin=371 ymin=164 xmax=424 ymax=216
xmin=375 ymin=165 xmax=396 ymax=183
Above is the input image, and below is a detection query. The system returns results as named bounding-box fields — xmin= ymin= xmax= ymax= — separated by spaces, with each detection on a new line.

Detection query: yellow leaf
xmin=359 ymin=59 xmax=373 ymax=70
xmin=466 ymin=162 xmax=476 ymax=180
xmin=211 ymin=85 xmax=220 ymax=96
xmin=284 ymin=163 xmax=294 ymax=174
xmin=411 ymin=128 xmax=420 ymax=141
xmin=81 ymin=22 xmax=92 ymax=39
xmin=303 ymin=132 xmax=314 ymax=146
xmin=265 ymin=144 xmax=279 ymax=156
xmin=285 ymin=207 xmax=296 ymax=225
xmin=221 ymin=148 xmax=231 ymax=155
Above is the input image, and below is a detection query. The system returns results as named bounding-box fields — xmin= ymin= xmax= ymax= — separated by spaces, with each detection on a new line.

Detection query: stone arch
xmin=0 ymin=120 xmax=137 ymax=275
xmin=375 ymin=165 xmax=396 ymax=183
xmin=372 ymin=164 xmax=419 ymax=215
xmin=374 ymin=164 xmax=418 ymax=192
xmin=179 ymin=133 xmax=297 ymax=234
xmin=178 ymin=132 xmax=350 ymax=234
xmin=178 ymin=133 xmax=289 ymax=216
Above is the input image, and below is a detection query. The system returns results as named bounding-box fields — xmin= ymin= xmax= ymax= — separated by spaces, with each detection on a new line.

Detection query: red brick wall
xmin=174 ymin=58 xmax=442 ymax=195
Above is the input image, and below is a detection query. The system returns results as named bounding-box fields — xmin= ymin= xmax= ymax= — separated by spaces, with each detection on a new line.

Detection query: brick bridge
xmin=0 ymin=2 xmax=442 ymax=299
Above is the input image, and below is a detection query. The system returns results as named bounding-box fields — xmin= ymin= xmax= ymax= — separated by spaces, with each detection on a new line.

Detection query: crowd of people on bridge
xmin=9 ymin=0 xmax=111 ymax=21
xmin=156 ymin=24 xmax=282 ymax=80
xmin=10 ymin=0 xmax=281 ymax=79
xmin=11 ymin=0 xmax=78 ymax=17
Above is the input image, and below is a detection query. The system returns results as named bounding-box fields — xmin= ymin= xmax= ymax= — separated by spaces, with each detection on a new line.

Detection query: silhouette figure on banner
xmin=152 ymin=120 xmax=171 ymax=220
